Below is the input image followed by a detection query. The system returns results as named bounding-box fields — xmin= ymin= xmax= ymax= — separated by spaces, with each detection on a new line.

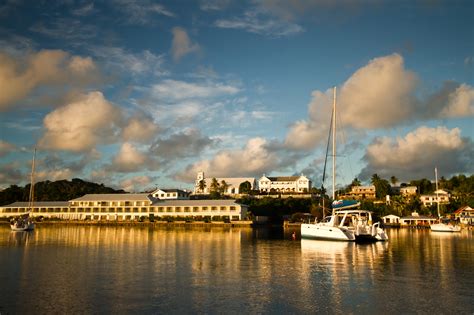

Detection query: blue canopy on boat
xmin=332 ymin=199 xmax=360 ymax=210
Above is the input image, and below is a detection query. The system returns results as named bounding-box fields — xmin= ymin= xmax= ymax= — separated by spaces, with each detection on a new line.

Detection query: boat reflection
xmin=8 ymin=230 xmax=34 ymax=246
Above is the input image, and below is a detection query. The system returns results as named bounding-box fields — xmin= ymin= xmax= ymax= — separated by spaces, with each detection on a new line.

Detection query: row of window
xmin=71 ymin=201 xmax=150 ymax=207
xmin=1 ymin=206 xmax=238 ymax=213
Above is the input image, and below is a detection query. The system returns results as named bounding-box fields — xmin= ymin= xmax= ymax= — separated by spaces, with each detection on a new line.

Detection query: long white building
xmin=258 ymin=174 xmax=311 ymax=193
xmin=0 ymin=193 xmax=249 ymax=221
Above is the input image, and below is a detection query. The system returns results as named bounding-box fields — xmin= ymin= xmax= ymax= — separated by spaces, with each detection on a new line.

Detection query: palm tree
xmin=390 ymin=176 xmax=398 ymax=186
xmin=210 ymin=178 xmax=219 ymax=192
xmin=220 ymin=180 xmax=229 ymax=194
xmin=198 ymin=179 xmax=206 ymax=193
xmin=371 ymin=174 xmax=381 ymax=186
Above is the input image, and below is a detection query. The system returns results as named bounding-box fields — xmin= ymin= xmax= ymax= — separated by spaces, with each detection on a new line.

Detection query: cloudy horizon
xmin=0 ymin=0 xmax=472 ymax=192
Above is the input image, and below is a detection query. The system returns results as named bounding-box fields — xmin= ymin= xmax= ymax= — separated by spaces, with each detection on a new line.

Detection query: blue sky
xmin=0 ymin=0 xmax=473 ymax=192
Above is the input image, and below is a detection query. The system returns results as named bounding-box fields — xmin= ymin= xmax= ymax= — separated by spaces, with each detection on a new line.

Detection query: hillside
xmin=0 ymin=178 xmax=126 ymax=206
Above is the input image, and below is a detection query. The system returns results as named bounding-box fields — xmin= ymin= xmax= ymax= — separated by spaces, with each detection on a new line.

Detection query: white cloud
xmin=120 ymin=175 xmax=154 ymax=192
xmin=111 ymin=0 xmax=174 ymax=25
xmin=0 ymin=49 xmax=101 ymax=111
xmin=0 ymin=140 xmax=16 ymax=157
xmin=284 ymin=54 xmax=418 ymax=150
xmin=171 ymin=27 xmax=200 ymax=62
xmin=359 ymin=126 xmax=474 ymax=181
xmin=122 ymin=116 xmax=159 ymax=143
xmin=215 ymin=8 xmax=304 ymax=37
xmin=39 ymin=92 xmax=122 ymax=152
xmin=111 ymin=142 xmax=148 ymax=172
xmin=91 ymin=46 xmax=168 ymax=77
xmin=439 ymin=84 xmax=474 ymax=118
xmin=176 ymin=137 xmax=281 ymax=181
xmin=151 ymin=79 xmax=239 ymax=101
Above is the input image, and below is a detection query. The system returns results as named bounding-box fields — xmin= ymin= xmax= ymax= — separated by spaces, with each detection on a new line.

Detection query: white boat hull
xmin=10 ymin=222 xmax=35 ymax=232
xmin=301 ymin=223 xmax=355 ymax=241
xmin=430 ymin=223 xmax=461 ymax=232
xmin=355 ymin=223 xmax=389 ymax=242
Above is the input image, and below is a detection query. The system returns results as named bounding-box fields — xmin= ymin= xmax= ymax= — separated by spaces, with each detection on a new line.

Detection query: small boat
xmin=10 ymin=149 xmax=36 ymax=232
xmin=300 ymin=87 xmax=388 ymax=242
xmin=430 ymin=168 xmax=460 ymax=233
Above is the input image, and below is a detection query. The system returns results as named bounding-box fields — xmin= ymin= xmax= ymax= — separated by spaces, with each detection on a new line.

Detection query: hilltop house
xmin=257 ymin=174 xmax=311 ymax=193
xmin=346 ymin=185 xmax=376 ymax=199
xmin=419 ymin=189 xmax=450 ymax=207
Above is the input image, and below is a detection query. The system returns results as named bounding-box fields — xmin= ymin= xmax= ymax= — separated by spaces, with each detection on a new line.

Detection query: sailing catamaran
xmin=10 ymin=149 xmax=36 ymax=232
xmin=300 ymin=87 xmax=388 ymax=242
xmin=430 ymin=167 xmax=461 ymax=232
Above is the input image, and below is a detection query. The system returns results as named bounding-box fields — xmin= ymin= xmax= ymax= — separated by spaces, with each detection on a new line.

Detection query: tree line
xmin=0 ymin=178 xmax=125 ymax=206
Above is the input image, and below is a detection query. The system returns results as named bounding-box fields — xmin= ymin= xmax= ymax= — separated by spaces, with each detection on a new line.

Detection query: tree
xmin=220 ymin=180 xmax=229 ymax=194
xmin=239 ymin=181 xmax=252 ymax=194
xmin=371 ymin=174 xmax=391 ymax=198
xmin=210 ymin=178 xmax=219 ymax=192
xmin=198 ymin=179 xmax=206 ymax=193
xmin=390 ymin=176 xmax=398 ymax=186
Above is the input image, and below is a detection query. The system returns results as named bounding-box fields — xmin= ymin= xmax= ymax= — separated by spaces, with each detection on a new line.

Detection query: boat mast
xmin=332 ymin=86 xmax=336 ymax=201
xmin=28 ymin=148 xmax=36 ymax=213
xmin=435 ymin=167 xmax=440 ymax=218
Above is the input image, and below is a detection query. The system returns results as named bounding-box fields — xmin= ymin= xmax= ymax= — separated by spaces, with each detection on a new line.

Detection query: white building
xmin=257 ymin=174 xmax=311 ymax=193
xmin=400 ymin=186 xmax=418 ymax=196
xmin=151 ymin=188 xmax=190 ymax=200
xmin=194 ymin=172 xmax=256 ymax=195
xmin=0 ymin=193 xmax=249 ymax=221
xmin=381 ymin=214 xmax=400 ymax=225
xmin=420 ymin=189 xmax=450 ymax=207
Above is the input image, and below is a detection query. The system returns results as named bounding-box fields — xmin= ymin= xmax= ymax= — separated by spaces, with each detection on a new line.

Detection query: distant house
xmin=151 ymin=188 xmax=190 ymax=200
xmin=257 ymin=174 xmax=311 ymax=193
xmin=400 ymin=212 xmax=436 ymax=226
xmin=400 ymin=186 xmax=417 ymax=197
xmin=193 ymin=171 xmax=256 ymax=195
xmin=453 ymin=206 xmax=474 ymax=225
xmin=346 ymin=185 xmax=376 ymax=199
xmin=381 ymin=214 xmax=400 ymax=226
xmin=419 ymin=189 xmax=450 ymax=207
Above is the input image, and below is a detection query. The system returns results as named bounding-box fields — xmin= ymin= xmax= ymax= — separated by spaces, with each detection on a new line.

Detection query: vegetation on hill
xmin=0 ymin=178 xmax=126 ymax=206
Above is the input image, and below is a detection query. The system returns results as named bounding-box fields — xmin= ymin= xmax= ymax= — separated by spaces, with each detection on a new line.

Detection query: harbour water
xmin=0 ymin=225 xmax=472 ymax=314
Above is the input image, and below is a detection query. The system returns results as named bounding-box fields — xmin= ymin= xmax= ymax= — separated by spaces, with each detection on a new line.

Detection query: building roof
xmin=453 ymin=205 xmax=473 ymax=214
xmin=382 ymin=214 xmax=400 ymax=219
xmin=1 ymin=201 xmax=69 ymax=208
xmin=261 ymin=176 xmax=308 ymax=182
xmin=70 ymin=194 xmax=153 ymax=202
xmin=151 ymin=199 xmax=244 ymax=207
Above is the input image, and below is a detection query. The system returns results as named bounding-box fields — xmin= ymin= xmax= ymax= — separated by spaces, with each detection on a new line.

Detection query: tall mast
xmin=332 ymin=86 xmax=336 ymax=201
xmin=435 ymin=167 xmax=440 ymax=218
xmin=28 ymin=148 xmax=36 ymax=213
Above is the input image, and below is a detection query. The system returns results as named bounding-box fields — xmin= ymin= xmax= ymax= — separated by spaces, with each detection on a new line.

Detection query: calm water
xmin=0 ymin=225 xmax=472 ymax=314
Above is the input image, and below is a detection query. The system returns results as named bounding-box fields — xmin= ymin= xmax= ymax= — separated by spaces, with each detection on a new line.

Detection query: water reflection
xmin=0 ymin=225 xmax=472 ymax=314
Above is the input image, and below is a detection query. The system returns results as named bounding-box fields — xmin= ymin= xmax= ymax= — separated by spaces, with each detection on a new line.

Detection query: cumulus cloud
xmin=122 ymin=116 xmax=159 ymax=143
xmin=439 ymin=83 xmax=474 ymax=118
xmin=110 ymin=143 xmax=148 ymax=173
xmin=358 ymin=126 xmax=474 ymax=181
xmin=176 ymin=137 xmax=283 ymax=181
xmin=171 ymin=27 xmax=200 ymax=62
xmin=284 ymin=53 xmax=474 ymax=151
xmin=39 ymin=92 xmax=122 ymax=152
xmin=0 ymin=49 xmax=100 ymax=111
xmin=150 ymin=128 xmax=215 ymax=161
xmin=120 ymin=175 xmax=154 ymax=192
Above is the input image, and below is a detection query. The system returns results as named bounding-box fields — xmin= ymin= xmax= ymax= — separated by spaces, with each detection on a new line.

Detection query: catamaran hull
xmin=301 ymin=223 xmax=355 ymax=241
xmin=430 ymin=223 xmax=461 ymax=232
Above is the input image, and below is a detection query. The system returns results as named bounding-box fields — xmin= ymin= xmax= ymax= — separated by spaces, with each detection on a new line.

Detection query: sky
xmin=0 ymin=0 xmax=473 ymax=193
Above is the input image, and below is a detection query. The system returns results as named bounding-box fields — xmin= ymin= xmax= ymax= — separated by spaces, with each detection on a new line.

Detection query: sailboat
xmin=300 ymin=87 xmax=388 ymax=242
xmin=10 ymin=149 xmax=36 ymax=231
xmin=430 ymin=167 xmax=461 ymax=232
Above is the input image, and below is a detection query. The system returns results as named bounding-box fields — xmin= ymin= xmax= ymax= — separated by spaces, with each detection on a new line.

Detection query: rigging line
xmin=335 ymin=102 xmax=356 ymax=185
xmin=321 ymin=101 xmax=334 ymax=190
